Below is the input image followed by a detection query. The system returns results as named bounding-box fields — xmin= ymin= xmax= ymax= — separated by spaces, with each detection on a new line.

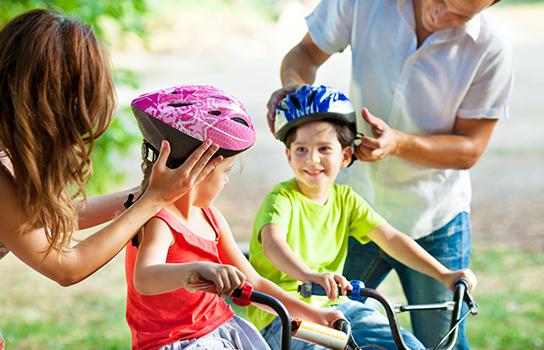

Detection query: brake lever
xmin=464 ymin=290 xmax=479 ymax=315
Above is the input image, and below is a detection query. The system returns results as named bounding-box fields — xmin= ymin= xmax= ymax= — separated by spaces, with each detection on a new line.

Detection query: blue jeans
xmin=261 ymin=301 xmax=424 ymax=350
xmin=343 ymin=212 xmax=471 ymax=349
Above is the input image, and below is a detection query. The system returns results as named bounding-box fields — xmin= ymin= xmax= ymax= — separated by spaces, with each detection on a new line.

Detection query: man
xmin=266 ymin=0 xmax=512 ymax=348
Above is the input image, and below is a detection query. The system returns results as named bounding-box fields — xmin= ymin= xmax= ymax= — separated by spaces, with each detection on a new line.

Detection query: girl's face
xmin=193 ymin=156 xmax=237 ymax=207
xmin=286 ymin=121 xmax=352 ymax=196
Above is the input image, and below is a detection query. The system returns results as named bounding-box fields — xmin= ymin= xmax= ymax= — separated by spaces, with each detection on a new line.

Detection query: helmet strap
xmin=354 ymin=131 xmax=365 ymax=140
xmin=141 ymin=140 xmax=158 ymax=163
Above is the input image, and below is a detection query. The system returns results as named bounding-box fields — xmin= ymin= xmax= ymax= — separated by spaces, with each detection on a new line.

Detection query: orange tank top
xmin=124 ymin=208 xmax=234 ymax=350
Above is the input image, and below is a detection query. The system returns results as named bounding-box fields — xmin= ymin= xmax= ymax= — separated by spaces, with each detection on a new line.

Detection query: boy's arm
xmin=367 ymin=222 xmax=477 ymax=291
xmin=260 ymin=224 xmax=351 ymax=300
xmin=213 ymin=208 xmax=343 ymax=326
xmin=260 ymin=224 xmax=315 ymax=281
xmin=133 ymin=218 xmax=245 ymax=296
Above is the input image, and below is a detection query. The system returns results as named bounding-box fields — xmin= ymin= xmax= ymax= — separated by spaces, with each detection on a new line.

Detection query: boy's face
xmin=193 ymin=156 xmax=237 ymax=207
xmin=286 ymin=121 xmax=352 ymax=194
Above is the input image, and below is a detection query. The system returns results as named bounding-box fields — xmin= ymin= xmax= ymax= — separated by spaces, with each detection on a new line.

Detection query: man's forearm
xmin=280 ymin=46 xmax=318 ymax=86
xmin=280 ymin=33 xmax=331 ymax=87
xmin=394 ymin=131 xmax=485 ymax=169
xmin=371 ymin=117 xmax=497 ymax=169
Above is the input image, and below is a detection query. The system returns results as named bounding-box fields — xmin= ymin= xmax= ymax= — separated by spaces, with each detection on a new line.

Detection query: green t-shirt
xmin=248 ymin=179 xmax=384 ymax=330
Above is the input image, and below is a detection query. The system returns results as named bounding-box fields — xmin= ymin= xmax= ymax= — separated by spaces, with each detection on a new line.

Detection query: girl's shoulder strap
xmin=152 ymin=208 xmax=185 ymax=233
xmin=129 ymin=208 xmax=180 ymax=248
xmin=202 ymin=207 xmax=222 ymax=241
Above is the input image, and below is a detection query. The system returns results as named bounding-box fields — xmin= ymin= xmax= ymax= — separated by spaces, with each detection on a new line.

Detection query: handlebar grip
xmin=456 ymin=278 xmax=470 ymax=289
xmin=230 ymin=282 xmax=254 ymax=306
xmin=297 ymin=280 xmax=365 ymax=301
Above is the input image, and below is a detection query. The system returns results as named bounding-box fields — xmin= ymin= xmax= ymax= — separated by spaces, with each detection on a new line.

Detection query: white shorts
xmin=159 ymin=316 xmax=271 ymax=350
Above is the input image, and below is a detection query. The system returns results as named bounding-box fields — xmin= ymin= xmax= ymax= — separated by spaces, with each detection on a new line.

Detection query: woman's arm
xmin=0 ymin=141 xmax=221 ymax=286
xmin=368 ymin=222 xmax=477 ymax=290
xmin=213 ymin=208 xmax=343 ymax=326
xmin=76 ymin=186 xmax=141 ymax=229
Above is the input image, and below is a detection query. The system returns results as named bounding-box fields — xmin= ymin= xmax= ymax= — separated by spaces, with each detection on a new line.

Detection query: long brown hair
xmin=0 ymin=9 xmax=116 ymax=254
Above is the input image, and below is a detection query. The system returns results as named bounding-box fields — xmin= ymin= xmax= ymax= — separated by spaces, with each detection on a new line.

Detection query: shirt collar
xmin=464 ymin=14 xmax=481 ymax=42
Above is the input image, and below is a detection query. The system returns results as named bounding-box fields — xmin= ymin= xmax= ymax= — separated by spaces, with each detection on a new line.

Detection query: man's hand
xmin=354 ymin=108 xmax=400 ymax=162
xmin=266 ymin=83 xmax=304 ymax=134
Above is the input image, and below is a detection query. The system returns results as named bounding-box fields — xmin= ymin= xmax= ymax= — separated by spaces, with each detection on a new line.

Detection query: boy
xmin=248 ymin=85 xmax=476 ymax=350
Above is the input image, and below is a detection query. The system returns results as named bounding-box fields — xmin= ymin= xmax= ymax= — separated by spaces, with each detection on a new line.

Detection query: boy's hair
xmin=284 ymin=119 xmax=355 ymax=149
xmin=0 ymin=9 xmax=115 ymax=255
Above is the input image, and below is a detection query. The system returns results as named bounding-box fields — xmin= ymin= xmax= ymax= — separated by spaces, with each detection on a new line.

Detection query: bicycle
xmin=230 ymin=283 xmax=353 ymax=350
xmin=297 ymin=279 xmax=479 ymax=350
xmin=229 ymin=279 xmax=477 ymax=350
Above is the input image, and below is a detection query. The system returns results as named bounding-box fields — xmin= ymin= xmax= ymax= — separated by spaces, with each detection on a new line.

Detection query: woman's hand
xmin=441 ymin=268 xmax=478 ymax=292
xmin=190 ymin=262 xmax=247 ymax=298
xmin=307 ymin=272 xmax=352 ymax=301
xmin=145 ymin=140 xmax=223 ymax=206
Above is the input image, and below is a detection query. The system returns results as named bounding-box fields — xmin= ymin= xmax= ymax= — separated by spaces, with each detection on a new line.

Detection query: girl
xmin=126 ymin=85 xmax=342 ymax=350
xmin=0 ymin=8 xmax=221 ymax=342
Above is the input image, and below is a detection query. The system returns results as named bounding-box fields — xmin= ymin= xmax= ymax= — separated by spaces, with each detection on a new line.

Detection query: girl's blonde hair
xmin=0 ymin=9 xmax=116 ymax=254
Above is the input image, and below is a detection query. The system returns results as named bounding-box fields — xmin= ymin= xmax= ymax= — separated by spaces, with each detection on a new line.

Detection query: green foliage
xmin=0 ymin=0 xmax=148 ymax=195
xmin=0 ymin=0 xmax=148 ymax=38
xmin=148 ymin=0 xmax=281 ymax=23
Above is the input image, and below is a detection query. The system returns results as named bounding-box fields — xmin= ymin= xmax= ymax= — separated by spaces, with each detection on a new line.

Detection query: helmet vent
xmin=207 ymin=110 xmax=222 ymax=116
xmin=211 ymin=95 xmax=230 ymax=101
xmin=308 ymin=89 xmax=317 ymax=105
xmin=291 ymin=97 xmax=301 ymax=110
xmin=168 ymin=103 xmax=193 ymax=107
xmin=231 ymin=117 xmax=248 ymax=127
xmin=170 ymin=91 xmax=180 ymax=94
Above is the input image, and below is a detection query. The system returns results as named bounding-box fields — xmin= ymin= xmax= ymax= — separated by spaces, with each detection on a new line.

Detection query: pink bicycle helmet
xmin=131 ymin=85 xmax=256 ymax=168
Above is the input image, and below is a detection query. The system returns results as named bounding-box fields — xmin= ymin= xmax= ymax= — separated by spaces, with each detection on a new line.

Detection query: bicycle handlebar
xmin=297 ymin=279 xmax=478 ymax=350
xmin=231 ymin=283 xmax=353 ymax=350
xmin=231 ymin=284 xmax=292 ymax=350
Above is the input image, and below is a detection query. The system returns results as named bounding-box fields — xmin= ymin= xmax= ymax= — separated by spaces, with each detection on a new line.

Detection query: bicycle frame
xmin=298 ymin=279 xmax=478 ymax=350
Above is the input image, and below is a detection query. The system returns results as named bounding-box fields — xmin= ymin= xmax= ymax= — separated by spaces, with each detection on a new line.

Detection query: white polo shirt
xmin=306 ymin=0 xmax=514 ymax=238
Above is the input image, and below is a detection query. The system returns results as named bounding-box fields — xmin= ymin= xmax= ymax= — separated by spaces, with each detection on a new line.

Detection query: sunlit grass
xmin=3 ymin=246 xmax=540 ymax=349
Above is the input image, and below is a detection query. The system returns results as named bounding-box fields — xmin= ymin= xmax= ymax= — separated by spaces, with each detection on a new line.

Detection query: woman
xmin=0 ymin=7 xmax=221 ymax=333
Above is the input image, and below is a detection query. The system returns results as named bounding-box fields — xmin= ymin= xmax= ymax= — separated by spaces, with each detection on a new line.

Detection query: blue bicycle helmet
xmin=274 ymin=85 xmax=356 ymax=143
